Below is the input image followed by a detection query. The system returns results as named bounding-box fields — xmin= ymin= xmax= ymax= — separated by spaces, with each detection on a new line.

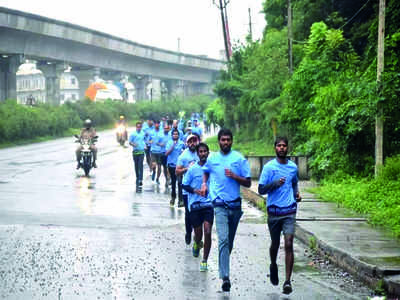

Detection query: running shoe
xmin=192 ymin=241 xmax=202 ymax=257
xmin=282 ymin=280 xmax=292 ymax=295
xmin=185 ymin=233 xmax=191 ymax=245
xmin=178 ymin=200 xmax=184 ymax=208
xmin=156 ymin=179 xmax=160 ymax=185
xmin=222 ymin=277 xmax=231 ymax=292
xmin=199 ymin=261 xmax=208 ymax=272
xmin=170 ymin=198 xmax=175 ymax=206
xmin=270 ymin=263 xmax=279 ymax=286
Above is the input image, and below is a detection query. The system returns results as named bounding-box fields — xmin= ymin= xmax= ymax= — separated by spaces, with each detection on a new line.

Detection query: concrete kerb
xmin=242 ymin=186 xmax=400 ymax=297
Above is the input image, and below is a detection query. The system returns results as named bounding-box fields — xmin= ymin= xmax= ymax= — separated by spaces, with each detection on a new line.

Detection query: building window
xmin=71 ymin=78 xmax=76 ymax=85
xmin=72 ymin=94 xmax=76 ymax=100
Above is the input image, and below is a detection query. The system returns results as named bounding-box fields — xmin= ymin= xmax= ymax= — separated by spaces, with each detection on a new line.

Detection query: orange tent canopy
xmin=85 ymin=82 xmax=107 ymax=101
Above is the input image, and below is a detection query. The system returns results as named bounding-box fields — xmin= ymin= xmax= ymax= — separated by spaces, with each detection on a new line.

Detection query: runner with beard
xmin=258 ymin=136 xmax=301 ymax=295
xmin=200 ymin=128 xmax=251 ymax=292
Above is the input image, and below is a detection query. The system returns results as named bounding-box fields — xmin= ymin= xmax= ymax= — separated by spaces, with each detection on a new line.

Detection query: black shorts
xmin=267 ymin=213 xmax=296 ymax=242
xmin=151 ymin=153 xmax=162 ymax=165
xmin=189 ymin=207 xmax=214 ymax=228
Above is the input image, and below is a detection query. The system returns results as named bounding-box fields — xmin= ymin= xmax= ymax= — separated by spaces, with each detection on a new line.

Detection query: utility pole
xmin=213 ymin=0 xmax=231 ymax=62
xmin=287 ymin=0 xmax=293 ymax=74
xmin=248 ymin=8 xmax=253 ymax=41
xmin=375 ymin=0 xmax=385 ymax=177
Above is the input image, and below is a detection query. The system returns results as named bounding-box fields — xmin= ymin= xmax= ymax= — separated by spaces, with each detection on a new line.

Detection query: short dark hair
xmin=196 ymin=142 xmax=209 ymax=153
xmin=136 ymin=121 xmax=142 ymax=126
xmin=218 ymin=128 xmax=233 ymax=141
xmin=154 ymin=120 xmax=160 ymax=124
xmin=274 ymin=136 xmax=288 ymax=147
xmin=171 ymin=128 xmax=179 ymax=136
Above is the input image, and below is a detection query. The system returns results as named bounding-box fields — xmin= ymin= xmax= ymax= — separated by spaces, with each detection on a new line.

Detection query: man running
xmin=165 ymin=129 xmax=185 ymax=206
xmin=201 ymin=128 xmax=251 ymax=292
xmin=176 ymin=134 xmax=199 ymax=244
xmin=159 ymin=123 xmax=170 ymax=187
xmin=258 ymin=136 xmax=301 ymax=295
xmin=143 ymin=119 xmax=154 ymax=172
xmin=182 ymin=143 xmax=213 ymax=272
xmin=129 ymin=122 xmax=146 ymax=188
xmin=150 ymin=120 xmax=162 ymax=183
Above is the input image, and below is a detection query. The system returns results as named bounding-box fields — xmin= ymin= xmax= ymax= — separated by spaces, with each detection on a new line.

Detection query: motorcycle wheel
xmin=83 ymin=156 xmax=91 ymax=177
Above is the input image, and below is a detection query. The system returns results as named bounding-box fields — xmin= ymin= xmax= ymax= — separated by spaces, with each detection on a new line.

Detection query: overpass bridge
xmin=0 ymin=7 xmax=225 ymax=104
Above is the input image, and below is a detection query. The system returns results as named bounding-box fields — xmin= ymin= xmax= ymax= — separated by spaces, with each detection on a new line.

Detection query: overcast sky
xmin=0 ymin=0 xmax=266 ymax=59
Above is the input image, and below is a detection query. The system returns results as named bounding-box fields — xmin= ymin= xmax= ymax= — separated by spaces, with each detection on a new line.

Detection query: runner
xmin=201 ymin=128 xmax=251 ymax=292
xmin=191 ymin=119 xmax=203 ymax=141
xmin=258 ymin=136 xmax=301 ymax=295
xmin=176 ymin=134 xmax=199 ymax=244
xmin=159 ymin=123 xmax=170 ymax=187
xmin=165 ymin=129 xmax=185 ymax=206
xmin=128 ymin=121 xmax=146 ymax=189
xmin=143 ymin=119 xmax=154 ymax=173
xmin=182 ymin=143 xmax=213 ymax=272
xmin=168 ymin=120 xmax=184 ymax=142
xmin=150 ymin=120 xmax=162 ymax=183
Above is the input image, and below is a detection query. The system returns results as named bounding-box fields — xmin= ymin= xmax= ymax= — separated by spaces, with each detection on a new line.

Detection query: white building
xmin=16 ymin=63 xmax=79 ymax=105
xmin=16 ymin=63 xmax=46 ymax=104
xmin=59 ymin=72 xmax=79 ymax=104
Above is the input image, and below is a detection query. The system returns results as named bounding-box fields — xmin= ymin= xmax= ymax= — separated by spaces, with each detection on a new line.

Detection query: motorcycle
xmin=75 ymin=134 xmax=98 ymax=176
xmin=116 ymin=124 xmax=127 ymax=146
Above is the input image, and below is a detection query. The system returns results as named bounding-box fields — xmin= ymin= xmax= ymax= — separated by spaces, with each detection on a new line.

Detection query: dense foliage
xmin=0 ymin=95 xmax=211 ymax=144
xmin=210 ymin=0 xmax=400 ymax=179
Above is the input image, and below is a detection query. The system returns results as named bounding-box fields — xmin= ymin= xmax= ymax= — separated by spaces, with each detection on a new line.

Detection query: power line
xmin=339 ymin=0 xmax=372 ymax=30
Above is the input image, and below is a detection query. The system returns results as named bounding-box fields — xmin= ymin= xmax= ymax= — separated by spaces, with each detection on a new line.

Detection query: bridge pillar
xmin=37 ymin=62 xmax=66 ymax=105
xmin=133 ymin=75 xmax=151 ymax=101
xmin=0 ymin=55 xmax=22 ymax=101
xmin=166 ymin=79 xmax=185 ymax=99
xmin=70 ymin=67 xmax=101 ymax=100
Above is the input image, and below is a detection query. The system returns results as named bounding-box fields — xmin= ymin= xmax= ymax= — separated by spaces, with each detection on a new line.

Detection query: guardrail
xmin=245 ymin=156 xmax=310 ymax=180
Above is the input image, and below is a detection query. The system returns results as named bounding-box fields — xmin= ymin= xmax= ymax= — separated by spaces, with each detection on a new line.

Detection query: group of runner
xmin=129 ymin=117 xmax=301 ymax=295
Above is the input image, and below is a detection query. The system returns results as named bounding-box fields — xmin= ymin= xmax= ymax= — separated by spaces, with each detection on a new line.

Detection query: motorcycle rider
xmin=118 ymin=115 xmax=127 ymax=126
xmin=76 ymin=119 xmax=98 ymax=169
xmin=116 ymin=115 xmax=128 ymax=141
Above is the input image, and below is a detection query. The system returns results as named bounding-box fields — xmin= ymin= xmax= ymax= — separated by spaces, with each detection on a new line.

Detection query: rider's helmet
xmin=84 ymin=119 xmax=92 ymax=129
xmin=120 ymin=115 xmax=124 ymax=120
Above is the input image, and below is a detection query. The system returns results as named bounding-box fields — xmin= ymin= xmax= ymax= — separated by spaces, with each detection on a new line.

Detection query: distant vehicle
xmin=85 ymin=82 xmax=123 ymax=101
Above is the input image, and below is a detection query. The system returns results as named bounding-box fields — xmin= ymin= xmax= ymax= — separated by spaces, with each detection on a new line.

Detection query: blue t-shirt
xmin=143 ymin=125 xmax=154 ymax=147
xmin=166 ymin=139 xmax=185 ymax=167
xmin=128 ymin=130 xmax=145 ymax=152
xmin=203 ymin=150 xmax=251 ymax=205
xmin=259 ymin=158 xmax=298 ymax=209
xmin=149 ymin=129 xmax=162 ymax=153
xmin=177 ymin=148 xmax=199 ymax=195
xmin=191 ymin=125 xmax=203 ymax=137
xmin=183 ymin=162 xmax=212 ymax=212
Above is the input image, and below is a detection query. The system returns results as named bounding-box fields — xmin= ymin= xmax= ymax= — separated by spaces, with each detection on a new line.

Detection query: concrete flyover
xmin=0 ymin=7 xmax=225 ymax=104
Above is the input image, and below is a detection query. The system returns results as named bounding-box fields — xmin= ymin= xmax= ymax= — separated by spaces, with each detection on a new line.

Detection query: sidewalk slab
xmin=243 ymin=180 xmax=400 ymax=297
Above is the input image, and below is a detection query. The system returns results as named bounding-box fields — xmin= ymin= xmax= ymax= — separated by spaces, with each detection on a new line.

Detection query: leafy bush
xmin=316 ymin=156 xmax=400 ymax=238
xmin=0 ymin=95 xmax=212 ymax=144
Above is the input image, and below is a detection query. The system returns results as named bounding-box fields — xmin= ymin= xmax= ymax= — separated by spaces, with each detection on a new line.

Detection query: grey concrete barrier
xmin=245 ymin=156 xmax=310 ymax=180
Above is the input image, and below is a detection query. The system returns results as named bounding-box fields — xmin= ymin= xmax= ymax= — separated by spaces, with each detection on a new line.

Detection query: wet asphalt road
xmin=0 ymin=130 xmax=373 ymax=299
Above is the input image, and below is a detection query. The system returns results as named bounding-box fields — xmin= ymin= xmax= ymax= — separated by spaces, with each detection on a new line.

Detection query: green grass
xmin=314 ymin=177 xmax=400 ymax=239
xmin=205 ymin=136 xmax=274 ymax=156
